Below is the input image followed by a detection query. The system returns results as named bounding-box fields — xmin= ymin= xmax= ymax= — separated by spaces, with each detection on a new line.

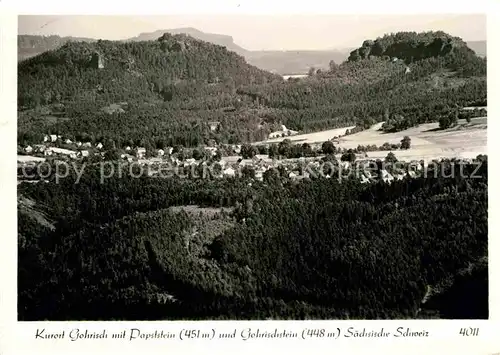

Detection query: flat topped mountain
xmin=128 ymin=27 xmax=248 ymax=55
xmin=348 ymin=31 xmax=478 ymax=63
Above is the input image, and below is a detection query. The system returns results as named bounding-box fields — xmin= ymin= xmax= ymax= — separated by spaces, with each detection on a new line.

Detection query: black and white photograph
xmin=16 ymin=13 xmax=488 ymax=322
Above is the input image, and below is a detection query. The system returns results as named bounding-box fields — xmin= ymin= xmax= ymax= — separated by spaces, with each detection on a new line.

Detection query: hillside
xmin=18 ymin=33 xmax=279 ymax=107
xmin=18 ymin=33 xmax=282 ymax=146
xmin=18 ymin=159 xmax=488 ymax=320
xmin=237 ymin=32 xmax=486 ymax=134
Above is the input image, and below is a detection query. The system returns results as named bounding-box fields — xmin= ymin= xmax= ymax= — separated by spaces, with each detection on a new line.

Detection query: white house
xmin=166 ymin=147 xmax=174 ymax=155
xmin=34 ymin=144 xmax=46 ymax=153
xmin=136 ymin=147 xmax=146 ymax=158
xmin=80 ymin=150 xmax=89 ymax=157
xmin=157 ymin=149 xmax=165 ymax=157
xmin=24 ymin=145 xmax=33 ymax=153
xmin=49 ymin=147 xmax=78 ymax=158
xmin=96 ymin=142 xmax=104 ymax=149
xmin=125 ymin=146 xmax=131 ymax=151
xmin=65 ymin=139 xmax=73 ymax=144
xmin=50 ymin=134 xmax=57 ymax=142
xmin=208 ymin=121 xmax=220 ymax=132
xmin=76 ymin=142 xmax=82 ymax=147
xmin=223 ymin=167 xmax=236 ymax=177
xmin=83 ymin=142 xmax=92 ymax=148
xmin=121 ymin=153 xmax=134 ymax=162
xmin=255 ymin=166 xmax=268 ymax=181
xmin=43 ymin=135 xmax=49 ymax=142
xmin=204 ymin=147 xmax=217 ymax=156
xmin=44 ymin=149 xmax=53 ymax=156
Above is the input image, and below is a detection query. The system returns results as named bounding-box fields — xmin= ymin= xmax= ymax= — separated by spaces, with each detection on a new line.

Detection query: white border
xmin=0 ymin=0 xmax=493 ymax=14
xmin=2 ymin=1 xmax=500 ymax=354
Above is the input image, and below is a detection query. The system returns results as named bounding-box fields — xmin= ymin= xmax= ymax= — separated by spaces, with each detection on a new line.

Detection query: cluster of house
xmin=20 ymin=132 xmax=228 ymax=165
xmin=24 ymin=143 xmax=92 ymax=159
xmin=23 ymin=135 xmax=104 ymax=160
xmin=140 ymin=152 xmax=431 ymax=184
xmin=142 ymin=155 xmax=272 ymax=181
xmin=270 ymin=159 xmax=416 ymax=184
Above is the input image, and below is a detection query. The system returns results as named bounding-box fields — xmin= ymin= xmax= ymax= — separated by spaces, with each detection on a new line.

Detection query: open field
xmin=248 ymin=117 xmax=486 ymax=163
xmin=256 ymin=126 xmax=356 ymax=145
xmin=339 ymin=117 xmax=487 ymax=161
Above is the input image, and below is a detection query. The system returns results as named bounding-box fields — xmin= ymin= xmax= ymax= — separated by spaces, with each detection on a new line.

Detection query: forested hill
xmin=236 ymin=32 xmax=485 ymax=133
xmin=17 ymin=31 xmax=486 ymax=148
xmin=18 ymin=34 xmax=96 ymax=61
xmin=18 ymin=158 xmax=488 ymax=320
xmin=347 ymin=31 xmax=478 ymax=63
xmin=18 ymin=33 xmax=281 ymax=109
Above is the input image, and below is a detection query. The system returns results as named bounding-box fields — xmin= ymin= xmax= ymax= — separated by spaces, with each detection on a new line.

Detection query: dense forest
xmin=18 ymin=157 xmax=488 ymax=320
xmin=18 ymin=31 xmax=486 ymax=148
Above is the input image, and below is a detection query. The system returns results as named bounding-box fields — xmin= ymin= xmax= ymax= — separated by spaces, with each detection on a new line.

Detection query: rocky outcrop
xmin=157 ymin=33 xmax=189 ymax=53
xmin=348 ymin=31 xmax=475 ymax=64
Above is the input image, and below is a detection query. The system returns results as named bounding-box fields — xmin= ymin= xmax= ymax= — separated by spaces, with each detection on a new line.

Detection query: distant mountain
xmin=18 ymin=34 xmax=96 ymax=61
xmin=245 ymin=50 xmax=349 ymax=75
xmin=127 ymin=27 xmax=249 ymax=55
xmin=467 ymin=40 xmax=486 ymax=57
xmin=128 ymin=28 xmax=350 ymax=73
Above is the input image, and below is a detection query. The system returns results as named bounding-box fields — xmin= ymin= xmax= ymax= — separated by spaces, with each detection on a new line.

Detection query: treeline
xmin=18 ymin=157 xmax=488 ymax=320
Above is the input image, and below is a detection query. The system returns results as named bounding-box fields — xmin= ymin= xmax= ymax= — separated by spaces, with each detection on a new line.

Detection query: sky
xmin=18 ymin=14 xmax=486 ymax=51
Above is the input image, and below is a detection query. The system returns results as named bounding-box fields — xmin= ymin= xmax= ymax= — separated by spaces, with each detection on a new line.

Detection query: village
xmin=16 ymin=122 xmax=485 ymax=186
xmin=17 ymin=106 xmax=486 ymax=185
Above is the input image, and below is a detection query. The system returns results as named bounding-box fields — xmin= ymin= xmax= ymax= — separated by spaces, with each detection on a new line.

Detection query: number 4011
xmin=459 ymin=328 xmax=479 ymax=336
